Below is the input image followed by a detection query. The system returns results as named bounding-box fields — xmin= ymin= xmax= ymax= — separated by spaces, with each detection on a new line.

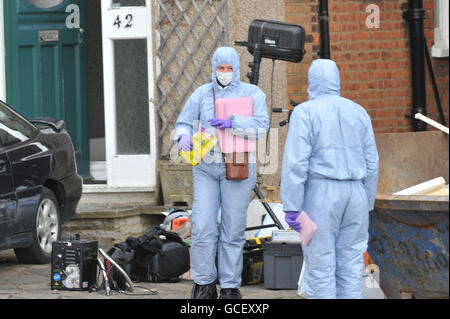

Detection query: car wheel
xmin=14 ymin=187 xmax=61 ymax=264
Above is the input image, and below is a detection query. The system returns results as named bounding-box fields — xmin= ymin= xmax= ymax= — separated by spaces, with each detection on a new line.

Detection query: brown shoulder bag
xmin=213 ymin=88 xmax=249 ymax=180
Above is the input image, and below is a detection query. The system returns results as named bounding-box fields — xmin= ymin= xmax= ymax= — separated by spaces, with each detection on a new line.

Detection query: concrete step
xmin=79 ymin=184 xmax=158 ymax=207
xmin=62 ymin=204 xmax=170 ymax=249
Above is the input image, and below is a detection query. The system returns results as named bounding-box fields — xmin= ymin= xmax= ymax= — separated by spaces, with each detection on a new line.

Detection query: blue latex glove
xmin=178 ymin=135 xmax=193 ymax=152
xmin=285 ymin=211 xmax=301 ymax=232
xmin=208 ymin=118 xmax=233 ymax=129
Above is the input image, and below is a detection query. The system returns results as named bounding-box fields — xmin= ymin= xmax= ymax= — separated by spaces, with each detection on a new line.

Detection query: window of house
xmin=432 ymin=0 xmax=449 ymax=57
xmin=112 ymin=0 xmax=146 ymax=7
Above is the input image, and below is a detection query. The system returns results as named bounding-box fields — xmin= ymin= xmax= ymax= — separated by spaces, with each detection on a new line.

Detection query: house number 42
xmin=113 ymin=14 xmax=133 ymax=29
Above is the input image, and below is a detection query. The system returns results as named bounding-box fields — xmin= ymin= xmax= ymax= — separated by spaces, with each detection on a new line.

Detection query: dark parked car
xmin=0 ymin=100 xmax=82 ymax=263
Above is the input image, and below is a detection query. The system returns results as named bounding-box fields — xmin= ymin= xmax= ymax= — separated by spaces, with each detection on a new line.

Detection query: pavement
xmin=0 ymin=248 xmax=385 ymax=300
xmin=0 ymin=249 xmax=299 ymax=299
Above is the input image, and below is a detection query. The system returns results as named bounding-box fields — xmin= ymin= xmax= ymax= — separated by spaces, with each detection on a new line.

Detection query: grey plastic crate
xmin=263 ymin=242 xmax=303 ymax=290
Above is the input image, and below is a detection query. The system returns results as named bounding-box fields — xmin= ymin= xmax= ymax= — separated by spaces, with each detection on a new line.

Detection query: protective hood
xmin=307 ymin=59 xmax=341 ymax=100
xmin=211 ymin=46 xmax=241 ymax=91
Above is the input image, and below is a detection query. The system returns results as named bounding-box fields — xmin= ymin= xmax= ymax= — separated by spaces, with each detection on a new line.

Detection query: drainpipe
xmin=403 ymin=0 xmax=427 ymax=131
xmin=318 ymin=0 xmax=331 ymax=59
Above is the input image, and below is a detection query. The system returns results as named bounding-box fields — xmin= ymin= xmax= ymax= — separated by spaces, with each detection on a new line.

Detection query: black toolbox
xmin=263 ymin=241 xmax=303 ymax=290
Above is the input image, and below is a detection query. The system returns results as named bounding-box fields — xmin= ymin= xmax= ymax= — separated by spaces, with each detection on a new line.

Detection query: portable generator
xmin=50 ymin=235 xmax=98 ymax=291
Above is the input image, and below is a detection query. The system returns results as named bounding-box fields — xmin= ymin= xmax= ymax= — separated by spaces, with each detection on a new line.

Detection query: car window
xmin=0 ymin=103 xmax=37 ymax=148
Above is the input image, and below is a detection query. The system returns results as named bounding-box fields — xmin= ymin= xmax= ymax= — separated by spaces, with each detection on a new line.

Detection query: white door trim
xmin=0 ymin=0 xmax=7 ymax=101
xmin=432 ymin=0 xmax=449 ymax=57
xmin=100 ymin=0 xmax=156 ymax=188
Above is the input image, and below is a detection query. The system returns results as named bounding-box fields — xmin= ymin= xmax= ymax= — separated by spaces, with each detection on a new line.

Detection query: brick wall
xmin=285 ymin=0 xmax=449 ymax=133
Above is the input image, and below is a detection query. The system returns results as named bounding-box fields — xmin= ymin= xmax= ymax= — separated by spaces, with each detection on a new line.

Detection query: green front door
xmin=4 ymin=0 xmax=89 ymax=177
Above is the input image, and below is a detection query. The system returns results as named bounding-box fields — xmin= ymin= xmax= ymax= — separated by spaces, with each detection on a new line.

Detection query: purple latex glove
xmin=178 ymin=135 xmax=193 ymax=152
xmin=284 ymin=211 xmax=301 ymax=232
xmin=208 ymin=118 xmax=233 ymax=129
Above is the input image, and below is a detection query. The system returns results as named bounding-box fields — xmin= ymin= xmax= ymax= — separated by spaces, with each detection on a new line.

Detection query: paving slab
xmin=0 ymin=249 xmax=385 ymax=300
xmin=0 ymin=249 xmax=301 ymax=300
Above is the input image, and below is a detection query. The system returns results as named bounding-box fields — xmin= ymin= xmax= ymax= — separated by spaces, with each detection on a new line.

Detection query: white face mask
xmin=216 ymin=71 xmax=233 ymax=87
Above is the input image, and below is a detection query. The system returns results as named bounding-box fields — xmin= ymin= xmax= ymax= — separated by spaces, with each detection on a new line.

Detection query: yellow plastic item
xmin=179 ymin=127 xmax=217 ymax=166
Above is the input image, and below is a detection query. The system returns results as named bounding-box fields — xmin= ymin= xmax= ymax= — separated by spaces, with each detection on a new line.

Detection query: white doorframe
xmin=432 ymin=0 xmax=449 ymax=57
xmin=0 ymin=0 xmax=7 ymax=102
xmin=100 ymin=0 xmax=156 ymax=189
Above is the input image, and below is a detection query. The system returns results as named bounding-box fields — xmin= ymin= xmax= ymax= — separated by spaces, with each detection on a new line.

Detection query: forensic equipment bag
xmin=106 ymin=226 xmax=190 ymax=289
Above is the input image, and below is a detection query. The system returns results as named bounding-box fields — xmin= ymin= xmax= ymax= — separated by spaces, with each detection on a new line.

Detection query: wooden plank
xmin=426 ymin=187 xmax=449 ymax=196
xmin=393 ymin=176 xmax=446 ymax=196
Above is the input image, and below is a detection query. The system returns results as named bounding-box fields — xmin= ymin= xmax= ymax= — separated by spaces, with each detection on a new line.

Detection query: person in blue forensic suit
xmin=281 ymin=59 xmax=379 ymax=299
xmin=174 ymin=46 xmax=269 ymax=299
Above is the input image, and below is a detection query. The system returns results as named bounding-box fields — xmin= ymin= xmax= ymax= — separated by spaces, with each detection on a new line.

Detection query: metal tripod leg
xmin=98 ymin=248 xmax=134 ymax=292
xmin=97 ymin=256 xmax=111 ymax=296
xmin=246 ymin=184 xmax=285 ymax=231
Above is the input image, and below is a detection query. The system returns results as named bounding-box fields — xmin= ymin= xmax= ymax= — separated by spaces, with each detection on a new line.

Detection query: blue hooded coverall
xmin=280 ymin=59 xmax=379 ymax=299
xmin=174 ymin=47 xmax=269 ymax=288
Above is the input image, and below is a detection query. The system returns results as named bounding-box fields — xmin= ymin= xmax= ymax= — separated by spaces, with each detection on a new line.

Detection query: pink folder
xmin=296 ymin=211 xmax=317 ymax=246
xmin=215 ymin=96 xmax=256 ymax=153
